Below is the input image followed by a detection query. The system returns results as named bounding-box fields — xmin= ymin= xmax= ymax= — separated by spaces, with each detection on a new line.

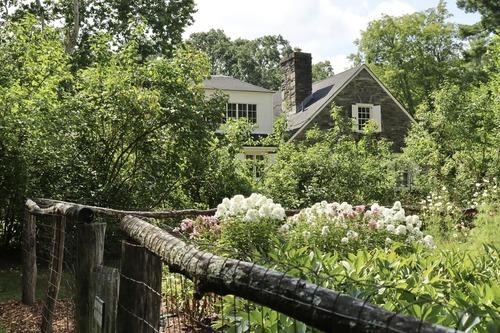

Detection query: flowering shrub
xmin=466 ymin=178 xmax=500 ymax=248
xmin=279 ymin=200 xmax=434 ymax=254
xmin=215 ymin=194 xmax=286 ymax=254
xmin=420 ymin=186 xmax=466 ymax=237
xmin=174 ymin=194 xmax=286 ymax=254
xmin=173 ymin=215 xmax=221 ymax=240
xmin=215 ymin=193 xmax=286 ymax=222
xmin=471 ymin=177 xmax=499 ymax=213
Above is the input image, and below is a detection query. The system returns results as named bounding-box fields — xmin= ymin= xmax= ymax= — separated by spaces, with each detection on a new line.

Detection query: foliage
xmin=213 ymin=296 xmax=306 ymax=333
xmin=350 ymin=1 xmax=465 ymax=115
xmin=457 ymin=0 xmax=500 ymax=32
xmin=171 ymin=193 xmax=500 ymax=332
xmin=263 ymin=241 xmax=500 ymax=332
xmin=419 ymin=186 xmax=470 ymax=240
xmin=187 ymin=29 xmax=294 ymax=90
xmin=260 ymin=108 xmax=399 ymax=208
xmin=0 ymin=15 xmax=245 ymax=247
xmin=0 ymin=16 xmax=72 ymax=246
xmin=280 ymin=200 xmax=434 ymax=256
xmin=0 ymin=0 xmax=196 ymax=64
xmin=402 ymin=37 xmax=500 ymax=204
xmin=215 ymin=194 xmax=286 ymax=254
xmin=312 ymin=60 xmax=334 ymax=82
xmin=63 ymin=29 xmax=227 ymax=209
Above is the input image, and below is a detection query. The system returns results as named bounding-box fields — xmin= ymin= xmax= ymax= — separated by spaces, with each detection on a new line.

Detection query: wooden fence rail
xmin=120 ymin=215 xmax=460 ymax=333
xmin=23 ymin=198 xmax=464 ymax=333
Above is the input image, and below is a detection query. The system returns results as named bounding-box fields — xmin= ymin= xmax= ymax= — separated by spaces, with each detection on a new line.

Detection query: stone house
xmin=203 ymin=52 xmax=415 ymax=179
xmin=280 ymin=52 xmax=415 ymax=153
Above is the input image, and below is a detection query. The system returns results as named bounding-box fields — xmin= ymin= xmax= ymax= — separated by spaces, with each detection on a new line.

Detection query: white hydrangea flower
xmin=393 ymin=210 xmax=405 ymax=222
xmin=222 ymin=197 xmax=231 ymax=207
xmin=278 ymin=223 xmax=290 ymax=235
xmin=423 ymin=235 xmax=434 ymax=247
xmin=346 ymin=230 xmax=358 ymax=240
xmin=341 ymin=237 xmax=349 ymax=243
xmin=271 ymin=206 xmax=285 ymax=220
xmin=386 ymin=224 xmax=395 ymax=233
xmin=258 ymin=204 xmax=272 ymax=218
xmin=339 ymin=202 xmax=353 ymax=212
xmin=395 ymin=225 xmax=407 ymax=235
xmin=243 ymin=209 xmax=258 ymax=222
xmin=215 ymin=204 xmax=227 ymax=218
xmin=321 ymin=226 xmax=330 ymax=236
xmin=392 ymin=201 xmax=402 ymax=211
xmin=232 ymin=194 xmax=245 ymax=204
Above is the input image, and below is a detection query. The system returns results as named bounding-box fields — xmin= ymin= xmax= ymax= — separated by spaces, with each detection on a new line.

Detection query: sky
xmin=183 ymin=0 xmax=481 ymax=73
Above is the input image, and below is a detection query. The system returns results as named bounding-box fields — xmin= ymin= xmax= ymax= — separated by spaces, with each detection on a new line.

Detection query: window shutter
xmin=351 ymin=105 xmax=359 ymax=132
xmin=371 ymin=105 xmax=382 ymax=131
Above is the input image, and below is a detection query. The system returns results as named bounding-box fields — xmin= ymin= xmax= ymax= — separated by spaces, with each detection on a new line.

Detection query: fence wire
xmin=24 ymin=201 xmax=500 ymax=333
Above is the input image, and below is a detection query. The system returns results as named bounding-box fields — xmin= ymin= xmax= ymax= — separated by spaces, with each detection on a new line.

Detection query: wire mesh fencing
xmin=23 ymin=199 xmax=500 ymax=333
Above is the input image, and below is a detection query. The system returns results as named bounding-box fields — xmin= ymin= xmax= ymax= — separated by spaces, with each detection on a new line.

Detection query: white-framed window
xmin=225 ymin=103 xmax=257 ymax=123
xmin=351 ymin=104 xmax=381 ymax=132
xmin=399 ymin=170 xmax=413 ymax=189
xmin=245 ymin=154 xmax=265 ymax=178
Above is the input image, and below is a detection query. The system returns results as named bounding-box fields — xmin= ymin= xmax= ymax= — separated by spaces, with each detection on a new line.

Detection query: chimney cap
xmin=280 ymin=52 xmax=312 ymax=64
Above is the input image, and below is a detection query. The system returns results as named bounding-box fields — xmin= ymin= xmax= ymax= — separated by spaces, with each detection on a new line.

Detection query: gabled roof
xmin=284 ymin=64 xmax=415 ymax=141
xmin=203 ymin=75 xmax=274 ymax=93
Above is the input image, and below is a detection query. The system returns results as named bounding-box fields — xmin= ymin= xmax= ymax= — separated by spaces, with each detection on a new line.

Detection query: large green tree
xmin=0 ymin=0 xmax=196 ymax=65
xmin=457 ymin=0 xmax=500 ymax=32
xmin=0 ymin=16 xmax=249 ymax=247
xmin=187 ymin=29 xmax=294 ymax=90
xmin=0 ymin=16 xmax=73 ymax=246
xmin=350 ymin=1 xmax=464 ymax=115
xmin=312 ymin=60 xmax=334 ymax=82
xmin=401 ymin=35 xmax=500 ymax=201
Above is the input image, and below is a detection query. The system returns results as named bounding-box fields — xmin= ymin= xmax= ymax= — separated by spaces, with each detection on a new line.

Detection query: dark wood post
xmin=41 ymin=215 xmax=67 ymax=333
xmin=22 ymin=210 xmax=37 ymax=306
xmin=95 ymin=265 xmax=120 ymax=333
xmin=117 ymin=241 xmax=162 ymax=333
xmin=76 ymin=222 xmax=106 ymax=333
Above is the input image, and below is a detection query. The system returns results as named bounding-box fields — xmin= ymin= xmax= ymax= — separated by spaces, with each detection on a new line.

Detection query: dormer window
xmin=351 ymin=103 xmax=381 ymax=132
xmin=224 ymin=103 xmax=257 ymax=123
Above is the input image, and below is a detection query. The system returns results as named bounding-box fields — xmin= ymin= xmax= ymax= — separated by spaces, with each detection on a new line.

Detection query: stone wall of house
xmin=280 ymin=52 xmax=312 ymax=113
xmin=293 ymin=68 xmax=413 ymax=153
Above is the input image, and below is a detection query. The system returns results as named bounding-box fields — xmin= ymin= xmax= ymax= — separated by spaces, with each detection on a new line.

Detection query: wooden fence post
xmin=95 ymin=265 xmax=120 ymax=333
xmin=22 ymin=210 xmax=37 ymax=306
xmin=117 ymin=241 xmax=162 ymax=333
xmin=76 ymin=222 xmax=106 ymax=333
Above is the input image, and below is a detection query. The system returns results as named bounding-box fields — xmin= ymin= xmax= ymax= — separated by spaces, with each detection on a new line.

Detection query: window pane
xmin=248 ymin=104 xmax=257 ymax=123
xmin=358 ymin=106 xmax=371 ymax=131
xmin=227 ymin=103 xmax=237 ymax=119
xmin=238 ymin=103 xmax=247 ymax=119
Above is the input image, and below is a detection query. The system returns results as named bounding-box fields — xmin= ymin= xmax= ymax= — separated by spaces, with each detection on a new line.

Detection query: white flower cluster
xmin=282 ymin=200 xmax=434 ymax=248
xmin=215 ymin=193 xmax=286 ymax=222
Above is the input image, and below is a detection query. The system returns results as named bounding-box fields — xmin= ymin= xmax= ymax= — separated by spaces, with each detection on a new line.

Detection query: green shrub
xmin=280 ymin=200 xmax=434 ymax=255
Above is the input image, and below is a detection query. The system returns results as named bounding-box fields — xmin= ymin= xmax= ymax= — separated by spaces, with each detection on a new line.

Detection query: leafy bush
xmin=215 ymin=194 xmax=286 ymax=254
xmin=265 ymin=240 xmax=500 ymax=332
xmin=279 ymin=200 xmax=434 ymax=255
xmin=170 ymin=193 xmax=500 ymax=332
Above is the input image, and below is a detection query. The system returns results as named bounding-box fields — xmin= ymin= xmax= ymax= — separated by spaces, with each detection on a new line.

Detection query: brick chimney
xmin=280 ymin=52 xmax=312 ymax=113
